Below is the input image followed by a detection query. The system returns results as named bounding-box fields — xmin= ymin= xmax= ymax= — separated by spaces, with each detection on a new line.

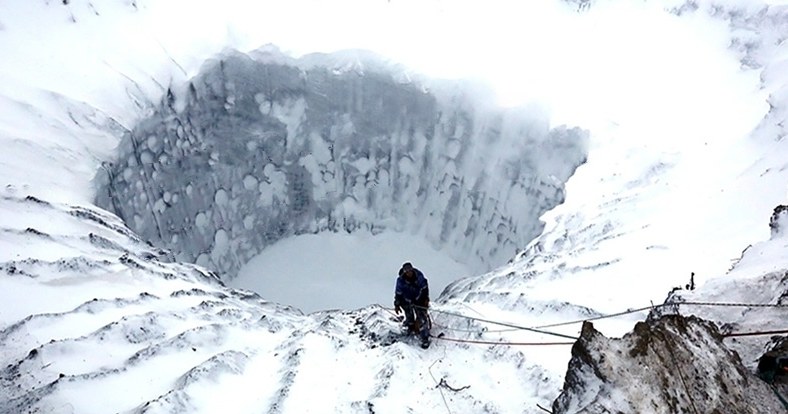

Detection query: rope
xmin=427 ymin=304 xmax=655 ymax=336
xmin=681 ymin=301 xmax=788 ymax=308
xmin=532 ymin=301 xmax=787 ymax=329
xmin=380 ymin=306 xmax=399 ymax=319
xmin=456 ymin=302 xmax=487 ymax=317
xmin=532 ymin=305 xmax=656 ymax=329
xmin=389 ymin=301 xmax=786 ymax=336
xmin=432 ymin=321 xmax=528 ymax=334
xmin=536 ymin=403 xmax=554 ymax=414
xmin=419 ymin=306 xmax=578 ymax=341
xmin=430 ymin=322 xmax=485 ymax=333
xmin=433 ymin=335 xmax=574 ymax=346
xmin=723 ymin=329 xmax=788 ymax=338
xmin=430 ymin=329 xmax=788 ymax=347
xmin=431 ymin=322 xmax=525 ymax=334
xmin=427 ymin=347 xmax=452 ymax=414
xmin=385 ymin=302 xmax=787 ymax=347
xmin=658 ymin=330 xmax=700 ymax=414
xmin=770 ymin=383 xmax=788 ymax=410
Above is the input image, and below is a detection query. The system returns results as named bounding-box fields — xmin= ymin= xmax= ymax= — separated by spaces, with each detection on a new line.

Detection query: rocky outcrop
xmin=770 ymin=205 xmax=788 ymax=239
xmin=94 ymin=48 xmax=588 ymax=280
xmin=757 ymin=337 xmax=788 ymax=409
xmin=553 ymin=315 xmax=784 ymax=414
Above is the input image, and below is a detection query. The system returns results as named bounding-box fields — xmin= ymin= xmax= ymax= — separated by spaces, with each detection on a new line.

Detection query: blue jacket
xmin=394 ymin=269 xmax=429 ymax=306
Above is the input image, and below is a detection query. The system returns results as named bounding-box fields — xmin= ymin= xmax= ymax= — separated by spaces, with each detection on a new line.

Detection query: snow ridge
xmin=0 ymin=192 xmax=563 ymax=413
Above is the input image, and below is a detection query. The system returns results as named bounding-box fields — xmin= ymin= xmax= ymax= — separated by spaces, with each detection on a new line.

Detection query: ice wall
xmin=96 ymin=48 xmax=588 ymax=280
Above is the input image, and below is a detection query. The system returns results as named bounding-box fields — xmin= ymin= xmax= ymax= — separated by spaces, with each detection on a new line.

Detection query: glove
xmin=394 ymin=304 xmax=401 ymax=314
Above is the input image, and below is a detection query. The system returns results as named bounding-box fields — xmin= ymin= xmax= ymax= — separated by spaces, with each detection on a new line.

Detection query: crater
xmin=95 ymin=47 xmax=588 ymax=311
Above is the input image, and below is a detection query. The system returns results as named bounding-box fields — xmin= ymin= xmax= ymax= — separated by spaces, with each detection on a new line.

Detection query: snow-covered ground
xmin=233 ymin=231 xmax=471 ymax=312
xmin=2 ymin=0 xmax=788 ymax=413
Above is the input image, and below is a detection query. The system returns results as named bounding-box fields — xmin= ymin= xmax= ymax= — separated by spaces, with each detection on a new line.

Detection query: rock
xmin=757 ymin=336 xmax=788 ymax=408
xmin=770 ymin=205 xmax=788 ymax=239
xmin=552 ymin=315 xmax=784 ymax=414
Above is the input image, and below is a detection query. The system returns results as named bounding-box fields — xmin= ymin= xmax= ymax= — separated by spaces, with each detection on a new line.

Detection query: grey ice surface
xmin=96 ymin=47 xmax=588 ymax=281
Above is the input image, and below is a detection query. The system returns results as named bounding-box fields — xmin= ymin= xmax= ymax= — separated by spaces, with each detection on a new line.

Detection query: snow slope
xmin=2 ymin=0 xmax=788 ymax=413
xmin=443 ymin=1 xmax=788 ymax=321
xmin=0 ymin=193 xmax=561 ymax=413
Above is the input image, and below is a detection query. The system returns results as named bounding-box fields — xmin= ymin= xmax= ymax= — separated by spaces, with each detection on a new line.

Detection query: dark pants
xmin=402 ymin=303 xmax=430 ymax=342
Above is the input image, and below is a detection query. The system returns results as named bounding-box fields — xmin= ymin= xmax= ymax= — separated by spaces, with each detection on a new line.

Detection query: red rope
xmin=724 ymin=329 xmax=788 ymax=338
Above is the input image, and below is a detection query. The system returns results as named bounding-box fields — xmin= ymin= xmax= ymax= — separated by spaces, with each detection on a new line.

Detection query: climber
xmin=685 ymin=272 xmax=696 ymax=291
xmin=758 ymin=352 xmax=788 ymax=382
xmin=394 ymin=262 xmax=431 ymax=349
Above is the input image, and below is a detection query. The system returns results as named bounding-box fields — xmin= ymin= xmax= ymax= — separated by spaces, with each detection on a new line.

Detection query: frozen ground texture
xmin=2 ymin=0 xmax=788 ymax=413
xmin=0 ymin=193 xmax=558 ymax=414
xmin=95 ymin=48 xmax=587 ymax=279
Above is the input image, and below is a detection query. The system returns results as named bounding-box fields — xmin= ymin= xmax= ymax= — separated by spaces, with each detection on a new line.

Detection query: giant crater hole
xmin=96 ymin=48 xmax=588 ymax=313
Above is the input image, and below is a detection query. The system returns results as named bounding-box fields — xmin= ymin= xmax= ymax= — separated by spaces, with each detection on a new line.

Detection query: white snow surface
xmin=1 ymin=0 xmax=788 ymax=413
xmin=233 ymin=231 xmax=471 ymax=313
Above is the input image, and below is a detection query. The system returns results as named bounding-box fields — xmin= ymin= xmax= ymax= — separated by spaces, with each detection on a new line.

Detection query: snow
xmin=1 ymin=0 xmax=788 ymax=413
xmin=97 ymin=48 xmax=586 ymax=281
xmin=232 ymin=230 xmax=472 ymax=313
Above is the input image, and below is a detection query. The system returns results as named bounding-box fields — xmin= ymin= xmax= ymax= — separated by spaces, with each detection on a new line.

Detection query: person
xmin=394 ymin=262 xmax=431 ymax=348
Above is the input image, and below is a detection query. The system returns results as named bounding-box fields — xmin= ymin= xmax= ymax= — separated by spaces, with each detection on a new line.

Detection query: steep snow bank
xmin=95 ymin=48 xmax=588 ymax=281
xmin=441 ymin=1 xmax=786 ymax=325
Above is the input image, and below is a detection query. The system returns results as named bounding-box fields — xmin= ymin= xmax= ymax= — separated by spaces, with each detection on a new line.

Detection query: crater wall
xmin=96 ymin=48 xmax=588 ymax=280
